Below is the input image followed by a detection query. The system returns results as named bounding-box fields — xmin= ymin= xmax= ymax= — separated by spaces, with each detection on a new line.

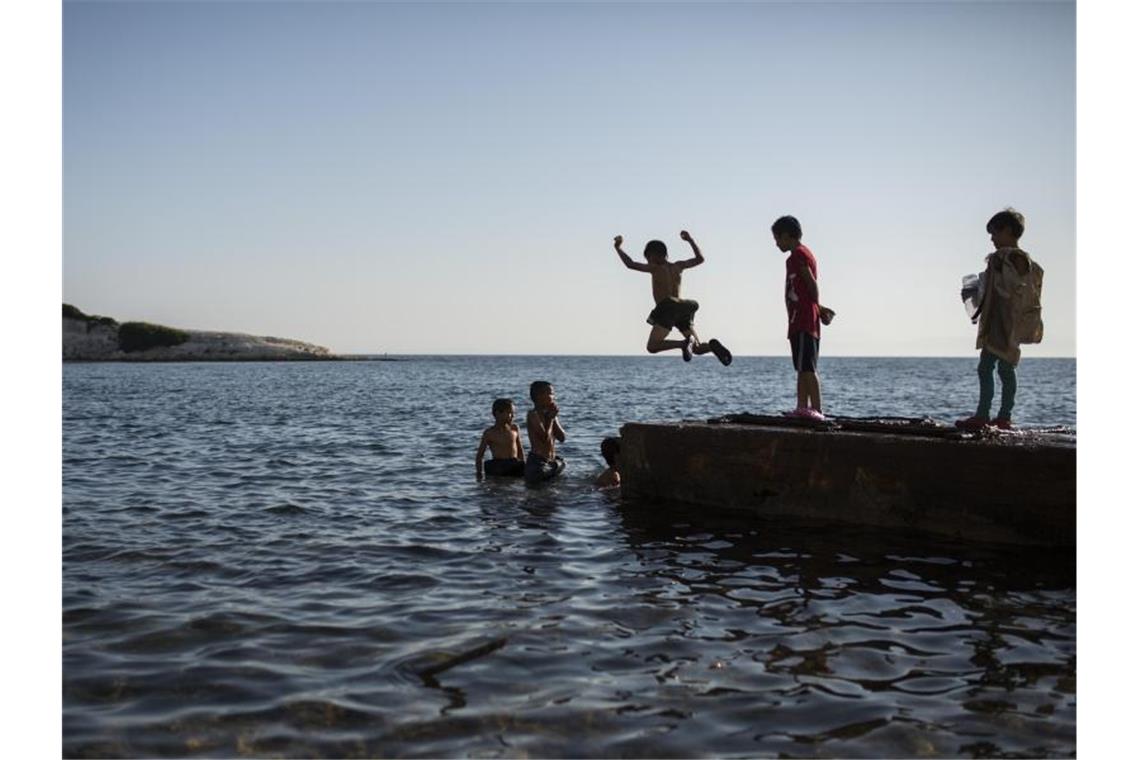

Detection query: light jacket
xmin=976 ymin=247 xmax=1044 ymax=365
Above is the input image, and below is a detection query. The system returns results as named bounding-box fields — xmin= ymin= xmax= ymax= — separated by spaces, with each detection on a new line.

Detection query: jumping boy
xmin=955 ymin=208 xmax=1044 ymax=431
xmin=613 ymin=231 xmax=732 ymax=365
xmin=771 ymin=215 xmax=835 ymax=420
xmin=595 ymin=437 xmax=621 ymax=489
xmin=525 ymin=381 xmax=566 ymax=485
xmin=475 ymin=398 xmax=526 ymax=480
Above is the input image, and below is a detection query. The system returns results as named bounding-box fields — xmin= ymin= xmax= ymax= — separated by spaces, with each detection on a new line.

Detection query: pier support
xmin=619 ymin=417 xmax=1075 ymax=546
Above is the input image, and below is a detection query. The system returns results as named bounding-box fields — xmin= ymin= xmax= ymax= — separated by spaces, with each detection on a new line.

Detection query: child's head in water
xmin=596 ymin=437 xmax=622 ymax=488
xmin=643 ymin=240 xmax=668 ymax=263
xmin=491 ymin=398 xmax=514 ymax=425
xmin=600 ymin=437 xmax=620 ymax=468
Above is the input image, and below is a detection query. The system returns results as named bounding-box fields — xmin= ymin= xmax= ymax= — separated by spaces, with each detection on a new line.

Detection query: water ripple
xmin=63 ymin=358 xmax=1076 ymax=757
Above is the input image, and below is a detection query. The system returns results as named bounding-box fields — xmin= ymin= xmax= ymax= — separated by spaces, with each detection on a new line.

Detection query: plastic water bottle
xmin=961 ymin=273 xmax=983 ymax=321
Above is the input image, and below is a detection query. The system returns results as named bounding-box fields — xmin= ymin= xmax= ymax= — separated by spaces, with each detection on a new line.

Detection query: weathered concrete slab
xmin=619 ymin=416 xmax=1075 ymax=547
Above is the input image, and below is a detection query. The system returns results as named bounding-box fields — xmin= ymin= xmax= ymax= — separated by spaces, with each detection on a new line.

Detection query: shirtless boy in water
xmin=613 ymin=231 xmax=732 ymax=365
xmin=475 ymin=398 xmax=525 ymax=480
xmin=525 ymin=381 xmax=566 ymax=485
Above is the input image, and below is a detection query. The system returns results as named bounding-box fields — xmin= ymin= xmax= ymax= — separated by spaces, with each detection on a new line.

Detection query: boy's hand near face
xmin=543 ymin=401 xmax=560 ymax=422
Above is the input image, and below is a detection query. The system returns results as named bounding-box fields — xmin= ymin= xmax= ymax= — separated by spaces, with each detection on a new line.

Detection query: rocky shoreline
xmin=63 ymin=304 xmax=339 ymax=362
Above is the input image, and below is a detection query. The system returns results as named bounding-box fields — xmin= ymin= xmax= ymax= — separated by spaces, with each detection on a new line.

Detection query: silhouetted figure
xmin=613 ymin=230 xmax=732 ymax=365
xmin=955 ymin=208 xmax=1044 ymax=431
xmin=770 ymin=215 xmax=834 ymax=420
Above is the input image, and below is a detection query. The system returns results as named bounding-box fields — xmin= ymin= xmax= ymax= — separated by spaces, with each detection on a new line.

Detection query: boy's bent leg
xmin=976 ymin=350 xmax=997 ymax=418
xmin=646 ymin=325 xmax=688 ymax=354
xmin=684 ymin=327 xmax=708 ymax=353
xmin=996 ymin=358 xmax=1017 ymax=420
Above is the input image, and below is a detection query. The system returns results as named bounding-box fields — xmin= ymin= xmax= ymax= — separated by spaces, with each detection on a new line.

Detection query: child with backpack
xmin=956 ymin=208 xmax=1044 ymax=431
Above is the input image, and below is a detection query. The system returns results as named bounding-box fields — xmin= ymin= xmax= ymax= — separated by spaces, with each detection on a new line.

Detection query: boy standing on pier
xmin=955 ymin=208 xmax=1044 ymax=431
xmin=613 ymin=231 xmax=733 ymax=365
xmin=525 ymin=381 xmax=567 ymax=485
xmin=771 ymin=215 xmax=835 ymax=420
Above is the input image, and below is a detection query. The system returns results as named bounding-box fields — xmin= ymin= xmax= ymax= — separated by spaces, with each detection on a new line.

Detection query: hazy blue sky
xmin=63 ymin=0 xmax=1074 ymax=355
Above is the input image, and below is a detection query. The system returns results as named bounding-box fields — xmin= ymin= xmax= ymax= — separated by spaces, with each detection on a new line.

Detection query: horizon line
xmin=340 ymin=353 xmax=1077 ymax=359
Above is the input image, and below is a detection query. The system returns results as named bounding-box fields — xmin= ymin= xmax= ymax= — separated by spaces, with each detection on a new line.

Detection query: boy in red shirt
xmin=771 ymin=215 xmax=834 ymax=420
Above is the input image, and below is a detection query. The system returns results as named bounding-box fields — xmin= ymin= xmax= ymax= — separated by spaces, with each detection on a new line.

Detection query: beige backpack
xmin=989 ymin=248 xmax=1045 ymax=345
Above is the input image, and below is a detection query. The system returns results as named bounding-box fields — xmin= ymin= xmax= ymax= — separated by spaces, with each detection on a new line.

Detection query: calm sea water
xmin=63 ymin=356 xmax=1076 ymax=758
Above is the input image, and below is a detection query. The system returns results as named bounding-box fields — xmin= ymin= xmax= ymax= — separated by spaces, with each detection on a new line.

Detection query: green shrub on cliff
xmin=118 ymin=321 xmax=190 ymax=353
xmin=64 ymin=303 xmax=119 ymax=330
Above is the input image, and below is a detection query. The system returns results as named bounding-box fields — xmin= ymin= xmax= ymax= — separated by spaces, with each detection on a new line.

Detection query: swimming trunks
xmin=524 ymin=451 xmax=566 ymax=485
xmin=790 ymin=331 xmax=819 ymax=372
xmin=646 ymin=297 xmax=699 ymax=332
xmin=484 ymin=458 xmax=525 ymax=477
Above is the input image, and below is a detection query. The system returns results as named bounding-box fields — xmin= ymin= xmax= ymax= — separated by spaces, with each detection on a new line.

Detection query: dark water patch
xmin=263 ymin=503 xmax=307 ymax=516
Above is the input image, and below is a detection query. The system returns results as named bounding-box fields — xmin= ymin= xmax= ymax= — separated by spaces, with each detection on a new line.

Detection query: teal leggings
xmin=976 ymin=350 xmax=1017 ymax=420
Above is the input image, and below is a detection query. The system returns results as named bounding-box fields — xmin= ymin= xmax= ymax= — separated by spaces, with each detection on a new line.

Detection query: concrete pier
xmin=619 ymin=415 xmax=1075 ymax=547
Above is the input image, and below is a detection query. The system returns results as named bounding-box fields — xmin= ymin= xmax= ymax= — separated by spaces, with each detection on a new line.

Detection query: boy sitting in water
xmin=525 ymin=381 xmax=566 ymax=485
xmin=613 ymin=230 xmax=733 ymax=365
xmin=595 ymin=437 xmax=621 ymax=489
xmin=475 ymin=398 xmax=525 ymax=480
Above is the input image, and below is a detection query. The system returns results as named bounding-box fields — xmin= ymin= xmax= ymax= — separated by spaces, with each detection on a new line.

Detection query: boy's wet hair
xmin=529 ymin=381 xmax=552 ymax=402
xmin=986 ymin=208 xmax=1025 ymax=240
xmin=491 ymin=398 xmax=513 ymax=416
xmin=771 ymin=215 xmax=802 ymax=239
xmin=643 ymin=240 xmax=668 ymax=260
xmin=600 ymin=437 xmax=620 ymax=466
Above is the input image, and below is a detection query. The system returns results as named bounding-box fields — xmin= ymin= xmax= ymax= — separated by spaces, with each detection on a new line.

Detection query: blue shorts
xmin=790 ymin=332 xmax=819 ymax=373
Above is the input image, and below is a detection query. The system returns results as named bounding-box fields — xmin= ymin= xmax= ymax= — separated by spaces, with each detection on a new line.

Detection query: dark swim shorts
xmin=790 ymin=331 xmax=820 ymax=373
xmin=646 ymin=297 xmax=699 ymax=332
xmin=484 ymin=458 xmax=525 ymax=477
xmin=524 ymin=451 xmax=566 ymax=485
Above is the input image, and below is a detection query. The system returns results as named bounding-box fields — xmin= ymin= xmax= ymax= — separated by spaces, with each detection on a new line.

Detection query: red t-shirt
xmin=785 ymin=243 xmax=820 ymax=339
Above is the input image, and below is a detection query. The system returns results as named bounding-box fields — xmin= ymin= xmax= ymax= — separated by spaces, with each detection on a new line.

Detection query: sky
xmin=61 ymin=0 xmax=1075 ymax=356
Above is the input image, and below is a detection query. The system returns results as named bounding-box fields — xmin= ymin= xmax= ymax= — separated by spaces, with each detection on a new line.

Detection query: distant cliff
xmin=63 ymin=304 xmax=336 ymax=362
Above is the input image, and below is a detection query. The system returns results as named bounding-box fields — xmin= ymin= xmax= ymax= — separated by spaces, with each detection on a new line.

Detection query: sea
xmin=63 ymin=356 xmax=1076 ymax=758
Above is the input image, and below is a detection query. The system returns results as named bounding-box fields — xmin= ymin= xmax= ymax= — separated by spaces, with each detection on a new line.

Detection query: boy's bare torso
xmin=484 ymin=424 xmax=521 ymax=459
xmin=649 ymin=261 xmax=683 ymax=303
xmin=527 ymin=409 xmax=558 ymax=461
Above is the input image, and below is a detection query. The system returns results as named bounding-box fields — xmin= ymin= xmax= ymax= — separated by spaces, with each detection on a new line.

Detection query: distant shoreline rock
xmin=63 ymin=304 xmax=340 ymax=362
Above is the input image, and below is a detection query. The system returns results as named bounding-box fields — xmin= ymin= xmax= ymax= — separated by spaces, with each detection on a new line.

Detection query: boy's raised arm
xmin=614 ymin=235 xmax=651 ymax=272
xmin=678 ymin=230 xmax=705 ymax=269
xmin=552 ymin=416 xmax=566 ymax=443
